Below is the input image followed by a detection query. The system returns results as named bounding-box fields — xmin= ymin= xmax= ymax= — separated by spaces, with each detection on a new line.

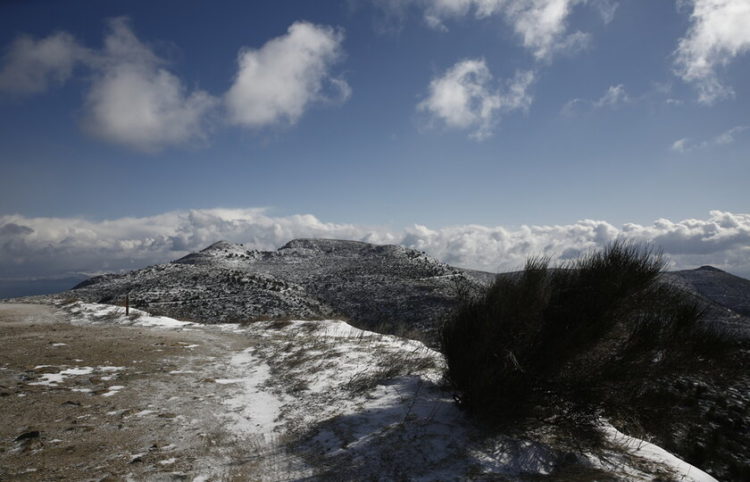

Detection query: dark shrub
xmin=440 ymin=241 xmax=720 ymax=425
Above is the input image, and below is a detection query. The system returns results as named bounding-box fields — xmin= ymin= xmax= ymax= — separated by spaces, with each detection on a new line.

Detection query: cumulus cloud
xmin=418 ymin=59 xmax=534 ymax=140
xmin=0 ymin=18 xmax=350 ymax=150
xmin=225 ymin=21 xmax=349 ymax=128
xmin=82 ymin=18 xmax=218 ymax=152
xmin=561 ymin=83 xmax=629 ymax=116
xmin=671 ymin=124 xmax=749 ymax=152
xmin=402 ymin=212 xmax=750 ymax=277
xmin=391 ymin=0 xmax=600 ymax=60
xmin=674 ymin=0 xmax=750 ymax=104
xmin=502 ymin=0 xmax=591 ymax=59
xmin=1 ymin=209 xmax=749 ymax=281
xmin=0 ymin=31 xmax=89 ymax=94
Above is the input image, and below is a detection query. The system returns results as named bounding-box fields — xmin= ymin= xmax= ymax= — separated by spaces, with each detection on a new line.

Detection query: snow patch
xmin=601 ymin=422 xmax=718 ymax=482
xmin=219 ymin=348 xmax=281 ymax=437
xmin=28 ymin=366 xmax=94 ymax=386
xmin=102 ymin=385 xmax=125 ymax=397
xmin=64 ymin=302 xmax=193 ymax=329
xmin=48 ymin=301 xmax=721 ymax=480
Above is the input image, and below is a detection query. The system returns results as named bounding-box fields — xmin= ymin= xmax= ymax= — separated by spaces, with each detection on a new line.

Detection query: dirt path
xmin=0 ymin=303 xmax=280 ymax=481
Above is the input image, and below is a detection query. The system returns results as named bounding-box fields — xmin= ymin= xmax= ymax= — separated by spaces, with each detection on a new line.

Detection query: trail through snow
xmin=50 ymin=301 xmax=718 ymax=481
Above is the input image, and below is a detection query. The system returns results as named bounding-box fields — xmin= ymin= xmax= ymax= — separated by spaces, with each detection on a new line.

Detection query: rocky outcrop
xmin=62 ymin=239 xmax=750 ymax=341
xmin=68 ymin=239 xmax=492 ymax=338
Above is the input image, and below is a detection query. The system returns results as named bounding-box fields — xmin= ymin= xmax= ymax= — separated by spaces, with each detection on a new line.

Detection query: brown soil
xmin=0 ymin=303 xmax=269 ymax=481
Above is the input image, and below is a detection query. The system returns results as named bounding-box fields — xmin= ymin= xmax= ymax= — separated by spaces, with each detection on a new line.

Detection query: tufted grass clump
xmin=440 ymin=241 xmax=724 ymax=426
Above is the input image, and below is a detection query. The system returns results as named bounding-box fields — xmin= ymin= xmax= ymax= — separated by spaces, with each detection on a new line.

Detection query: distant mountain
xmin=66 ymin=239 xmax=494 ymax=339
xmin=10 ymin=239 xmax=749 ymax=341
xmin=0 ymin=275 xmax=87 ymax=299
xmin=666 ymin=265 xmax=750 ymax=316
xmin=663 ymin=266 xmax=750 ymax=337
xmin=4 ymin=240 xmax=749 ymax=480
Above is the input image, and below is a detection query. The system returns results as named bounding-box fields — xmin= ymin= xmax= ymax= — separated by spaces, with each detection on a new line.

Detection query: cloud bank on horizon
xmin=1 ymin=209 xmax=748 ymax=280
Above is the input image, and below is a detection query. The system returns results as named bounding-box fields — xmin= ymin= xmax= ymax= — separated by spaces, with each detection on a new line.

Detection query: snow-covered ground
xmin=3 ymin=301 xmax=718 ymax=481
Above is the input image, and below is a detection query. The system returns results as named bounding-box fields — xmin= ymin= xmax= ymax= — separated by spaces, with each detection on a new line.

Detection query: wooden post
xmin=125 ymin=294 xmax=129 ymax=316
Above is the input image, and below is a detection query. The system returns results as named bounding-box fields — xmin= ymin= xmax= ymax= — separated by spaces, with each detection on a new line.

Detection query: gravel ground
xmin=0 ymin=303 xmax=723 ymax=481
xmin=0 ymin=303 xmax=276 ymax=481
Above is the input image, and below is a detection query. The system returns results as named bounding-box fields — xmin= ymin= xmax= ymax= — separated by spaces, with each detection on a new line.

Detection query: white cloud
xmin=1 ymin=19 xmax=351 ymax=150
xmin=401 ymin=0 xmax=599 ymax=60
xmin=674 ymin=0 xmax=750 ymax=104
xmin=0 ymin=209 xmax=392 ymax=279
xmin=561 ymin=83 xmax=629 ymax=116
xmin=421 ymin=0 xmax=504 ymax=28
xmin=671 ymin=137 xmax=691 ymax=152
xmin=418 ymin=59 xmax=534 ymax=140
xmin=0 ymin=31 xmax=89 ymax=94
xmin=714 ymin=125 xmax=749 ymax=144
xmin=671 ymin=124 xmax=749 ymax=152
xmin=2 ymin=209 xmax=749 ymax=281
xmin=225 ymin=21 xmax=349 ymax=128
xmin=82 ymin=18 xmax=217 ymax=152
xmin=503 ymin=0 xmax=590 ymax=60
xmin=593 ymin=84 xmax=629 ymax=107
xmin=590 ymin=0 xmax=618 ymax=24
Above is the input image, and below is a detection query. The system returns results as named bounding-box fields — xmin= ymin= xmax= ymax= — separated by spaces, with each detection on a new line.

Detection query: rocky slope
xmin=663 ymin=266 xmax=750 ymax=335
xmin=27 ymin=239 xmax=746 ymax=342
xmin=5 ymin=240 xmax=750 ymax=480
xmin=66 ymin=239 xmax=494 ymax=340
xmin=0 ymin=302 xmax=723 ymax=481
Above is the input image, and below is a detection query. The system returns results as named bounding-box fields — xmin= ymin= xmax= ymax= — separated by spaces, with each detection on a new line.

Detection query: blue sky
xmin=0 ymin=0 xmax=749 ymax=284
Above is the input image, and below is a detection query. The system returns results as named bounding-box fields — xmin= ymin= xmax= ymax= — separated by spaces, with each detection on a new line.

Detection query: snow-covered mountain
xmin=676 ymin=266 xmax=750 ymax=315
xmin=47 ymin=239 xmax=750 ymax=341
xmin=67 ymin=239 xmax=494 ymax=339
xmin=4 ymin=239 xmax=749 ymax=480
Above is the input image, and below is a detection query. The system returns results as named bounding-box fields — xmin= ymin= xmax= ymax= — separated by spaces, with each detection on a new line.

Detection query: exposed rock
xmin=65 ymin=239 xmax=493 ymax=340
xmin=14 ymin=431 xmax=40 ymax=442
xmin=10 ymin=238 xmax=750 ymax=342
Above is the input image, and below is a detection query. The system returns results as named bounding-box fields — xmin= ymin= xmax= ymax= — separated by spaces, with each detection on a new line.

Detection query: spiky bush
xmin=440 ymin=241 xmax=719 ymax=424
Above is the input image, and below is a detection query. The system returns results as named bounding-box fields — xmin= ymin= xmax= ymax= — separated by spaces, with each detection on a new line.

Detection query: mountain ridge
xmin=64 ymin=239 xmax=492 ymax=339
xmin=11 ymin=238 xmax=750 ymax=340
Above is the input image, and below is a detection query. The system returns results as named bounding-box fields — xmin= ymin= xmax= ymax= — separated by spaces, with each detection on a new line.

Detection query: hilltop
xmin=2 ymin=240 xmax=749 ymax=479
xmin=0 ymin=302 xmax=724 ymax=480
xmin=8 ymin=238 xmax=748 ymax=342
xmin=62 ymin=239 xmax=494 ymax=340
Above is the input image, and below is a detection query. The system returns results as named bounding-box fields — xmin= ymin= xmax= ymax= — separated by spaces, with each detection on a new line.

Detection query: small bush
xmin=440 ymin=241 xmax=722 ymax=425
